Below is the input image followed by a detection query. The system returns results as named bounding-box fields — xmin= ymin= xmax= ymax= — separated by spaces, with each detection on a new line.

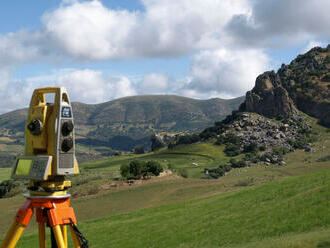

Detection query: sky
xmin=0 ymin=0 xmax=329 ymax=113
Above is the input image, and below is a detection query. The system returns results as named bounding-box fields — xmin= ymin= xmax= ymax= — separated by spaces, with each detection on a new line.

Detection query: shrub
xmin=199 ymin=131 xmax=217 ymax=140
xmin=215 ymin=135 xmax=224 ymax=145
xmin=224 ymin=143 xmax=241 ymax=156
xmin=229 ymin=159 xmax=247 ymax=168
xmin=272 ymin=147 xmax=290 ymax=155
xmin=0 ymin=180 xmax=17 ymax=198
xmin=224 ymin=133 xmax=241 ymax=145
xmin=208 ymin=168 xmax=225 ymax=179
xmin=317 ymin=155 xmax=330 ymax=162
xmin=259 ymin=145 xmax=266 ymax=151
xmin=120 ymin=160 xmax=163 ymax=179
xmin=146 ymin=161 xmax=163 ymax=176
xmin=134 ymin=146 xmax=145 ymax=154
xmin=293 ymin=135 xmax=309 ymax=149
xmin=243 ymin=143 xmax=258 ymax=153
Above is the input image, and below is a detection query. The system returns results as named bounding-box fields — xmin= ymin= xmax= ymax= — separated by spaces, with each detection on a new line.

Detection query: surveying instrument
xmin=1 ymin=87 xmax=88 ymax=248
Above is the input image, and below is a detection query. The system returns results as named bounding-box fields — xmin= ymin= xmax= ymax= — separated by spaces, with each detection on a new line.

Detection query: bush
xmin=317 ymin=155 xmax=330 ymax=162
xmin=215 ymin=135 xmax=224 ymax=145
xmin=205 ymin=164 xmax=231 ymax=179
xmin=134 ymin=146 xmax=145 ymax=154
xmin=224 ymin=133 xmax=241 ymax=145
xmin=177 ymin=134 xmax=200 ymax=145
xmin=243 ymin=143 xmax=258 ymax=153
xmin=0 ymin=180 xmax=17 ymax=198
xmin=293 ymin=135 xmax=309 ymax=149
xmin=199 ymin=131 xmax=217 ymax=140
xmin=229 ymin=159 xmax=247 ymax=168
xmin=272 ymin=147 xmax=290 ymax=155
xmin=224 ymin=143 xmax=241 ymax=156
xmin=120 ymin=160 xmax=163 ymax=179
xmin=146 ymin=161 xmax=163 ymax=176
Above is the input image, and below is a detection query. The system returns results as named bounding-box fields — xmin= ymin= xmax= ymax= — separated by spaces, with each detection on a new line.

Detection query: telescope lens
xmin=61 ymin=137 xmax=73 ymax=152
xmin=27 ymin=119 xmax=43 ymax=135
xmin=61 ymin=121 xmax=74 ymax=136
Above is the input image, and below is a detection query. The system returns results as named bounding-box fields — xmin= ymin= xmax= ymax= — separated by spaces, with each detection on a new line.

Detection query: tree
xmin=146 ymin=161 xmax=163 ymax=176
xmin=134 ymin=146 xmax=145 ymax=154
xmin=224 ymin=143 xmax=241 ymax=156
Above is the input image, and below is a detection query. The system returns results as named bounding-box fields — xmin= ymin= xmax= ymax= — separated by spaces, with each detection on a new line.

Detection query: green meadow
xmin=0 ymin=118 xmax=329 ymax=247
xmin=6 ymin=168 xmax=330 ymax=248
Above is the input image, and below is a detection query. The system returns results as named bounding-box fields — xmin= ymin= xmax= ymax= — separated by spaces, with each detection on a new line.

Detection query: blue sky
xmin=0 ymin=0 xmax=329 ymax=113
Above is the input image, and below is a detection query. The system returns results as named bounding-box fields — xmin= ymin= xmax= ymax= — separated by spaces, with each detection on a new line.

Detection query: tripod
xmin=1 ymin=194 xmax=88 ymax=248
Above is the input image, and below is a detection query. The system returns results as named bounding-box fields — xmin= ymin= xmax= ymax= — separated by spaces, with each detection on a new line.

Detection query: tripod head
xmin=11 ymin=87 xmax=79 ymax=194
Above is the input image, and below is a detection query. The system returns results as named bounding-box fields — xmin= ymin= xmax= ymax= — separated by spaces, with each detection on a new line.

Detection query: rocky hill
xmin=168 ymin=45 xmax=329 ymax=168
xmin=241 ymin=45 xmax=330 ymax=126
xmin=0 ymin=95 xmax=244 ymax=166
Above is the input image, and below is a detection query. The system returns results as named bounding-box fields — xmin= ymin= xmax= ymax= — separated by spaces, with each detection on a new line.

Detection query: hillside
xmin=4 ymin=167 xmax=330 ymax=247
xmin=0 ymin=95 xmax=244 ymax=167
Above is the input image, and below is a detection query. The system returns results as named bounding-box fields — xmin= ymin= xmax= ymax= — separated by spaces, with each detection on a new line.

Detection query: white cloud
xmin=183 ymin=48 xmax=270 ymax=98
xmin=226 ymin=0 xmax=330 ymax=48
xmin=0 ymin=0 xmax=328 ymax=64
xmin=0 ymin=69 xmax=137 ymax=113
xmin=0 ymin=0 xmax=251 ymax=65
xmin=42 ymin=0 xmax=138 ymax=60
xmin=139 ymin=73 xmax=169 ymax=94
xmin=303 ymin=41 xmax=326 ymax=53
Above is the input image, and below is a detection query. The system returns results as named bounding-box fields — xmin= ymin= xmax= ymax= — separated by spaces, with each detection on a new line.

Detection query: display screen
xmin=15 ymin=159 xmax=32 ymax=175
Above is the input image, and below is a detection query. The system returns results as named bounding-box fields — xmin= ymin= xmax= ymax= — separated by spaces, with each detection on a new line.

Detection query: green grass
xmin=0 ymin=116 xmax=329 ymax=247
xmin=9 ymin=168 xmax=330 ymax=248
xmin=81 ymin=142 xmax=230 ymax=179
xmin=0 ymin=167 xmax=11 ymax=182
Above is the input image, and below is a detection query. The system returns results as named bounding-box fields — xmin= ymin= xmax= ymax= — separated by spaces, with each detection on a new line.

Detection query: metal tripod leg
xmin=0 ymin=221 xmax=26 ymax=248
xmin=69 ymin=225 xmax=81 ymax=248
xmin=0 ymin=199 xmax=33 ymax=248
xmin=52 ymin=225 xmax=66 ymax=248
xmin=38 ymin=222 xmax=46 ymax=248
xmin=61 ymin=225 xmax=68 ymax=248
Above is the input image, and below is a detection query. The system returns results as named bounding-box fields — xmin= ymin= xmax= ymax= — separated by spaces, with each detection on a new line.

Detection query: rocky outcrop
xmin=222 ymin=112 xmax=309 ymax=150
xmin=244 ymin=71 xmax=298 ymax=118
xmin=242 ymin=44 xmax=330 ymax=126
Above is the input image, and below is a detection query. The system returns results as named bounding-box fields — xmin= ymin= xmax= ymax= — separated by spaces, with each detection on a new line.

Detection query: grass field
xmin=0 ymin=117 xmax=329 ymax=247
xmin=0 ymin=168 xmax=11 ymax=181
xmin=81 ymin=142 xmax=229 ymax=179
xmin=5 ymin=167 xmax=330 ymax=248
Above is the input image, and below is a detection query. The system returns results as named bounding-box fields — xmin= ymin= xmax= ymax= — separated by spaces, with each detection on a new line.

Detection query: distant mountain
xmin=0 ymin=95 xmax=244 ymax=166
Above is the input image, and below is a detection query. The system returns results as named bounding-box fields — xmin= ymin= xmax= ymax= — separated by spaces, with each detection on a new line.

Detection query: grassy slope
xmin=0 ymin=168 xmax=11 ymax=181
xmin=0 ymin=119 xmax=329 ymax=247
xmin=10 ymin=168 xmax=330 ymax=248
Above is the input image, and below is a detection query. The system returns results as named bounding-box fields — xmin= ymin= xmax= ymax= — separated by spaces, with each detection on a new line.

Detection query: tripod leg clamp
xmin=48 ymin=206 xmax=77 ymax=227
xmin=16 ymin=199 xmax=33 ymax=226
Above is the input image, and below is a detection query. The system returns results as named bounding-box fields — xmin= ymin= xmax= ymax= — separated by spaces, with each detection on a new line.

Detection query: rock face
xmin=242 ymin=44 xmax=330 ymax=126
xmin=244 ymin=71 xmax=298 ymax=118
